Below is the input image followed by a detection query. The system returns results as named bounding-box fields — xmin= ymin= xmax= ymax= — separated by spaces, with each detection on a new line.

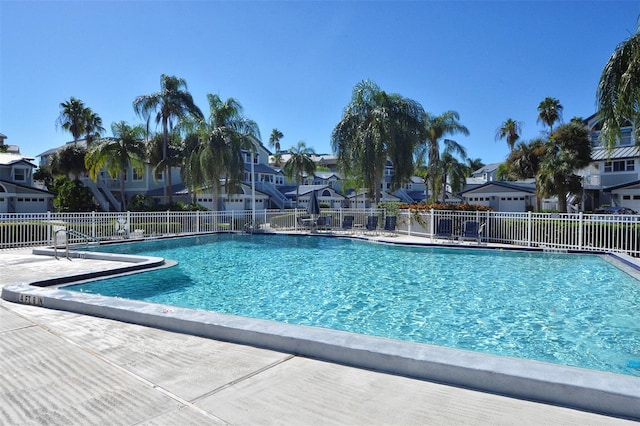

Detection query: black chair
xmin=365 ymin=215 xmax=378 ymax=234
xmin=342 ymin=215 xmax=354 ymax=232
xmin=435 ymin=218 xmax=453 ymax=240
xmin=317 ymin=216 xmax=331 ymax=231
xmin=383 ymin=216 xmax=397 ymax=235
xmin=462 ymin=221 xmax=484 ymax=243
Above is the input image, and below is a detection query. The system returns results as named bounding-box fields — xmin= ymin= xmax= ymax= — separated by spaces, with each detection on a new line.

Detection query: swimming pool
xmin=66 ymin=233 xmax=640 ymax=377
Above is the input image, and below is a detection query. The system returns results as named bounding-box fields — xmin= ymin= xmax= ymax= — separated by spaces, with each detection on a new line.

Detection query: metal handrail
xmin=54 ymin=229 xmax=99 ymax=260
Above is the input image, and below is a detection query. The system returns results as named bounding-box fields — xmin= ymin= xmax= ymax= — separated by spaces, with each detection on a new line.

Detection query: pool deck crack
xmin=190 ymin=354 xmax=298 ymax=403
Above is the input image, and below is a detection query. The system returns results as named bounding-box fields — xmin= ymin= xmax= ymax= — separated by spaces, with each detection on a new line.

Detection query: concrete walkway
xmin=0 ymin=246 xmax=636 ymax=425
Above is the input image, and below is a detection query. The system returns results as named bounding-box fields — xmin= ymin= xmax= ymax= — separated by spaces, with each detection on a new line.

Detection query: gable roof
xmin=0 ymin=153 xmax=36 ymax=167
xmin=459 ymin=180 xmax=536 ymax=195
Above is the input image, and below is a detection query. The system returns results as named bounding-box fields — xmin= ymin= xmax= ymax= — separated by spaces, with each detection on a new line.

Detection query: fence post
xmin=166 ymin=210 xmax=170 ymax=234
xmin=578 ymin=211 xmax=583 ymax=250
xmin=196 ymin=210 xmax=200 ymax=233
xmin=527 ymin=211 xmax=532 ymax=247
xmin=46 ymin=211 xmax=52 ymax=244
xmin=92 ymin=211 xmax=96 ymax=238
xmin=430 ymin=208 xmax=435 ymax=238
xmin=407 ymin=209 xmax=411 ymax=236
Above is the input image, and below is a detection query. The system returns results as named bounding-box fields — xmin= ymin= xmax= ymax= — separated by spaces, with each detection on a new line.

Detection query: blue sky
xmin=1 ymin=1 xmax=638 ymax=166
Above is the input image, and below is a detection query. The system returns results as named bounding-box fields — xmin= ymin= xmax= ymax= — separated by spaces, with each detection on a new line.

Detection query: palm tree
xmin=52 ymin=144 xmax=88 ymax=180
xmin=597 ymin=27 xmax=640 ymax=150
xmin=133 ymin=74 xmax=203 ymax=205
xmin=416 ymin=111 xmax=469 ymax=203
xmin=184 ymin=94 xmax=260 ymax=211
xmin=331 ymin=80 xmax=425 ymax=204
xmin=537 ymin=97 xmax=563 ymax=134
xmin=495 ymin=118 xmax=523 ymax=152
xmin=506 ymin=138 xmax=548 ymax=211
xmin=537 ymin=122 xmax=592 ymax=213
xmin=269 ymin=128 xmax=284 ymax=153
xmin=465 ymin=158 xmax=485 ymax=175
xmin=83 ymin=108 xmax=105 ymax=146
xmin=85 ymin=121 xmax=147 ymax=209
xmin=439 ymin=151 xmax=467 ymax=203
xmin=283 ymin=141 xmax=316 ymax=207
xmin=57 ymin=97 xmax=87 ymax=143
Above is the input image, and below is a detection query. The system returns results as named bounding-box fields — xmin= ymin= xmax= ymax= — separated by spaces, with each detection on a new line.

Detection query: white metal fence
xmin=1 ymin=209 xmax=639 ymax=256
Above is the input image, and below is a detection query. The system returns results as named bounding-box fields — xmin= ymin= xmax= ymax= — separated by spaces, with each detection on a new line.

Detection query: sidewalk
xmin=0 ymin=247 xmax=636 ymax=424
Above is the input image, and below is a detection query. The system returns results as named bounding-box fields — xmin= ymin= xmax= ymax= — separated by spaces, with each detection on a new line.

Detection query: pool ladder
xmin=54 ymin=229 xmax=100 ymax=260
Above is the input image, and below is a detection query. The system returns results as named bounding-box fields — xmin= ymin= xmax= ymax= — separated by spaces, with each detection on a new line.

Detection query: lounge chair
xmin=435 ymin=218 xmax=453 ymax=240
xmin=383 ymin=216 xmax=397 ymax=235
xmin=461 ymin=220 xmax=479 ymax=242
xmin=317 ymin=216 xmax=331 ymax=231
xmin=341 ymin=215 xmax=354 ymax=232
xmin=365 ymin=215 xmax=379 ymax=234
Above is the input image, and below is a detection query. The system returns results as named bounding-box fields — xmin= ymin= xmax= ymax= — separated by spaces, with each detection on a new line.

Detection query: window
xmin=155 ymin=170 xmax=164 ymax=182
xmin=132 ymin=169 xmax=143 ymax=181
xmin=13 ymin=168 xmax=26 ymax=182
xmin=604 ymin=160 xmax=635 ymax=172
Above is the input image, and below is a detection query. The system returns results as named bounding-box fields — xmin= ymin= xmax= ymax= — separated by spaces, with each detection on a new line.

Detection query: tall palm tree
xmin=184 ymin=94 xmax=260 ymax=211
xmin=83 ymin=108 xmax=105 ymax=147
xmin=439 ymin=151 xmax=467 ymax=203
xmin=416 ymin=111 xmax=469 ymax=203
xmin=537 ymin=97 xmax=563 ymax=134
xmin=331 ymin=80 xmax=425 ymax=204
xmin=269 ymin=128 xmax=284 ymax=153
xmin=57 ymin=97 xmax=87 ymax=143
xmin=597 ymin=27 xmax=640 ymax=150
xmin=133 ymin=74 xmax=203 ymax=205
xmin=506 ymin=138 xmax=548 ymax=211
xmin=283 ymin=141 xmax=316 ymax=207
xmin=537 ymin=122 xmax=592 ymax=213
xmin=85 ymin=121 xmax=146 ymax=209
xmin=495 ymin=118 xmax=523 ymax=152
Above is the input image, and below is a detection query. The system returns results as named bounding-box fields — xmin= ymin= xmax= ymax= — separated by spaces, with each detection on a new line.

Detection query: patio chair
xmin=317 ymin=216 xmax=331 ymax=231
xmin=365 ymin=215 xmax=379 ymax=234
xmin=341 ymin=215 xmax=354 ymax=233
xmin=461 ymin=220 xmax=480 ymax=242
xmin=435 ymin=218 xmax=453 ymax=240
xmin=383 ymin=216 xmax=397 ymax=235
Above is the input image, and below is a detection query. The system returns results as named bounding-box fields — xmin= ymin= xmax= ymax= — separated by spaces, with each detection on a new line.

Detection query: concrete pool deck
xmin=1 ymin=237 xmax=639 ymax=424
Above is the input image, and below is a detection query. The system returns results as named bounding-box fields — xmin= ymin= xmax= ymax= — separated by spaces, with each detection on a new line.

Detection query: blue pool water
xmin=68 ymin=234 xmax=640 ymax=376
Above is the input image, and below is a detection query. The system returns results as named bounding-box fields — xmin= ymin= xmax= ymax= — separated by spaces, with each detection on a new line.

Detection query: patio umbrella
xmin=307 ymin=190 xmax=320 ymax=217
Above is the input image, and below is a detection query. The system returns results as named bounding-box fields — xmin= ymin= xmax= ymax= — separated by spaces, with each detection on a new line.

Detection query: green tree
xmin=283 ymin=141 xmax=316 ymax=207
xmin=51 ymin=176 xmax=95 ymax=212
xmin=133 ymin=74 xmax=203 ymax=204
xmin=537 ymin=122 xmax=592 ymax=213
xmin=505 ymin=139 xmax=547 ymax=210
xmin=269 ymin=128 xmax=284 ymax=153
xmin=465 ymin=158 xmax=485 ymax=175
xmin=597 ymin=26 xmax=640 ymax=149
xmin=416 ymin=111 xmax=469 ymax=203
xmin=83 ymin=108 xmax=105 ymax=146
xmin=495 ymin=118 xmax=523 ymax=152
xmin=56 ymin=97 xmax=87 ymax=142
xmin=85 ymin=121 xmax=147 ymax=209
xmin=439 ymin=151 xmax=467 ymax=203
xmin=537 ymin=97 xmax=563 ymax=134
xmin=52 ymin=144 xmax=88 ymax=180
xmin=184 ymin=94 xmax=260 ymax=211
xmin=331 ymin=80 xmax=425 ymax=204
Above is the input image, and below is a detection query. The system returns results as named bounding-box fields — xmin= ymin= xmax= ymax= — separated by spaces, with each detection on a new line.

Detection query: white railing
xmin=1 ymin=209 xmax=639 ymax=256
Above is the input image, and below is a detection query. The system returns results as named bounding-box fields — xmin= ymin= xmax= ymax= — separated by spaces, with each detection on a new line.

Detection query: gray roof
xmin=591 ymin=146 xmax=640 ymax=161
xmin=460 ymin=180 xmax=536 ymax=195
